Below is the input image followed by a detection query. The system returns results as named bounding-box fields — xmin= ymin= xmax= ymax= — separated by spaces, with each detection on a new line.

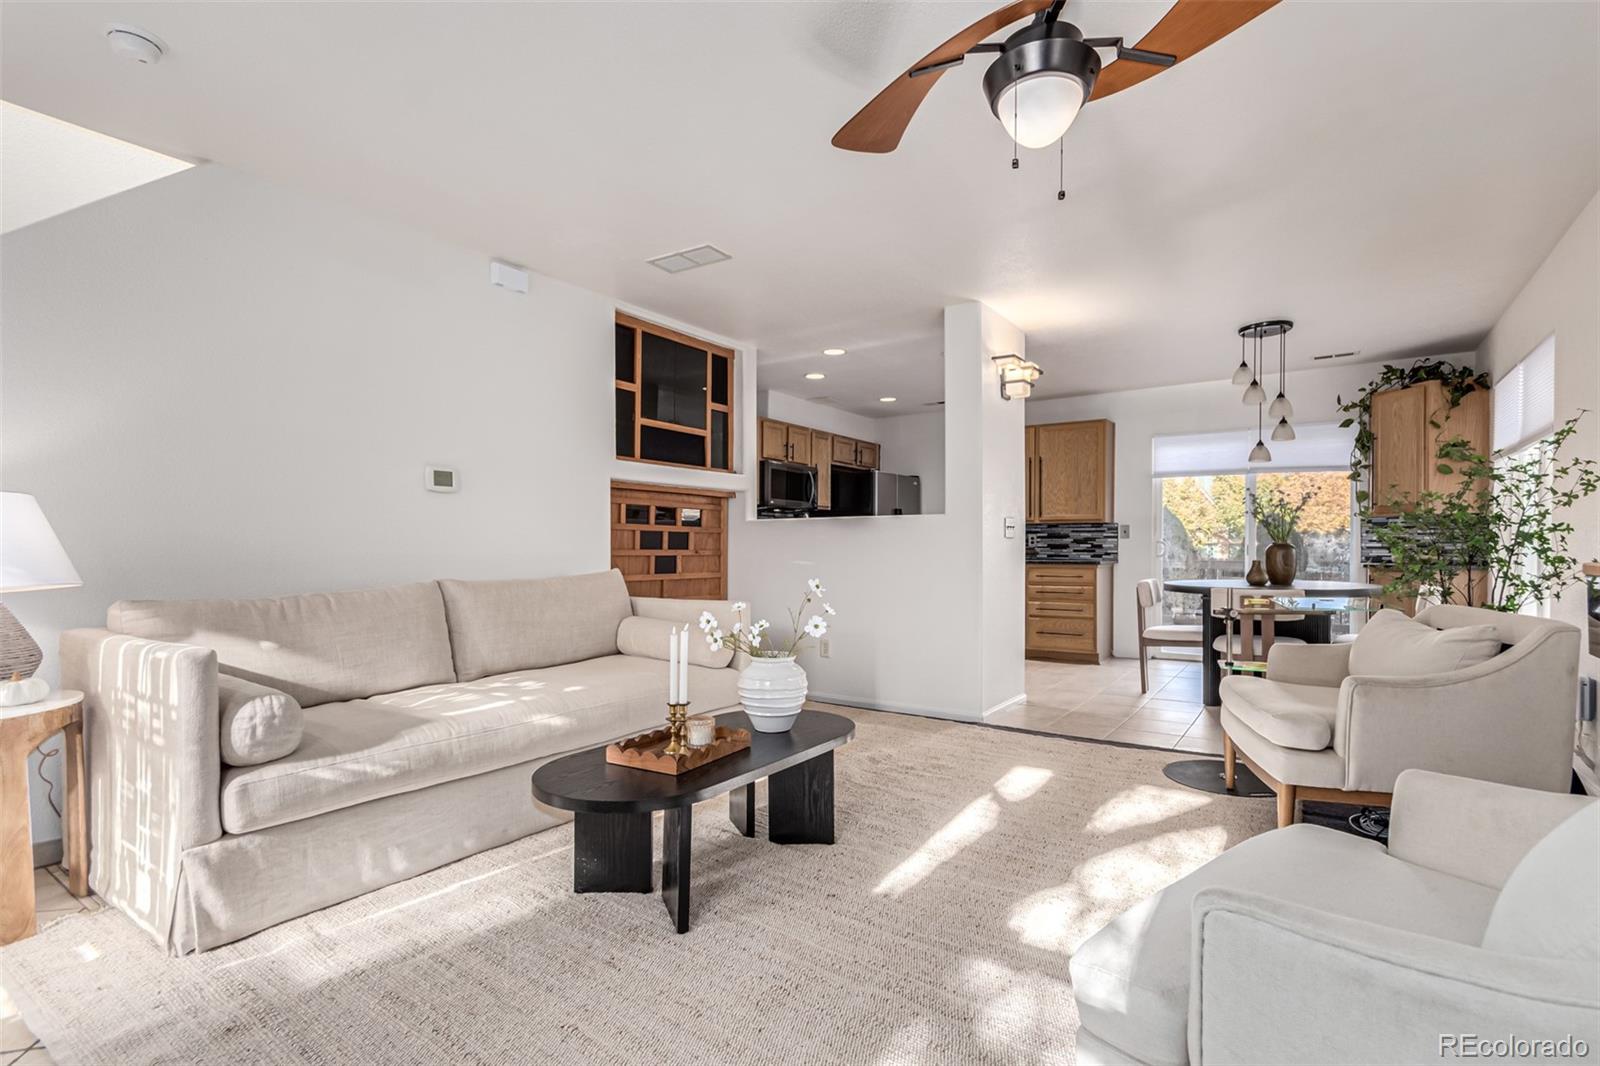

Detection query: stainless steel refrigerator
xmin=871 ymin=472 xmax=921 ymax=515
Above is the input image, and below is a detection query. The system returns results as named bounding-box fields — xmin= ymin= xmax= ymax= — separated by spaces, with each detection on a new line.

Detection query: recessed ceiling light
xmin=822 ymin=348 xmax=846 ymax=356
xmin=878 ymin=396 xmax=898 ymax=403
xmin=805 ymin=372 xmax=826 ymax=380
xmin=647 ymin=244 xmax=730 ymax=274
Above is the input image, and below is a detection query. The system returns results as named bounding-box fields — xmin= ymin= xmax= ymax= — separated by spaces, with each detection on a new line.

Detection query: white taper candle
xmin=679 ymin=626 xmax=690 ymax=703
xmin=668 ymin=626 xmax=678 ymax=703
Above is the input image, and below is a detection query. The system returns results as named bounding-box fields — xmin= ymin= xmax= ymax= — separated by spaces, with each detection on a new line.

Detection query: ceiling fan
xmin=832 ymin=0 xmax=1279 ymax=154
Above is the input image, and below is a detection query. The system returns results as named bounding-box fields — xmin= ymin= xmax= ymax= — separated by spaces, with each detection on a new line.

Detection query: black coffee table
xmin=530 ymin=709 xmax=854 ymax=933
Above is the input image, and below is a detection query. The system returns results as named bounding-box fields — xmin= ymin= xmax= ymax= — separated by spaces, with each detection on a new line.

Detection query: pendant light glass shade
xmin=1268 ymin=392 xmax=1293 ymax=419
xmin=1242 ymin=379 xmax=1266 ymax=405
xmin=1271 ymin=417 xmax=1296 ymax=442
xmin=1249 ymin=439 xmax=1272 ymax=463
xmin=1231 ymin=360 xmax=1252 ymax=386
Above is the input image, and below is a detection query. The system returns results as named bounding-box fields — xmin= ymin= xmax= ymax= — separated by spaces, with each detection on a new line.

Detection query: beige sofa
xmin=1220 ymin=605 xmax=1580 ymax=826
xmin=61 ymin=569 xmax=744 ymax=954
xmin=1070 ymin=770 xmax=1598 ymax=1065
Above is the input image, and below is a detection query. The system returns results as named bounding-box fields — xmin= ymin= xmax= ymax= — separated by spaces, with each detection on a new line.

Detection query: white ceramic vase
xmin=737 ymin=655 xmax=807 ymax=733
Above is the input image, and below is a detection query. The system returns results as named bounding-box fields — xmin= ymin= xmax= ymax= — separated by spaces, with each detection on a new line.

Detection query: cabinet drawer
xmin=1027 ymin=583 xmax=1094 ymax=604
xmin=1027 ymin=621 xmax=1096 ymax=652
xmin=1027 ymin=615 xmax=1093 ymax=638
xmin=1028 ymin=599 xmax=1092 ymax=619
xmin=1027 ymin=565 xmax=1095 ymax=585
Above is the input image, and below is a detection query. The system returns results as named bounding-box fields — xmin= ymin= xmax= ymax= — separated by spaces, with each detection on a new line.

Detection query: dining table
xmin=1161 ymin=578 xmax=1382 ymax=708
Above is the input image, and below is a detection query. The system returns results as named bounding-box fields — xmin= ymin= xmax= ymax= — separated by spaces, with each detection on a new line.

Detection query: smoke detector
xmin=106 ymin=25 xmax=166 ymax=64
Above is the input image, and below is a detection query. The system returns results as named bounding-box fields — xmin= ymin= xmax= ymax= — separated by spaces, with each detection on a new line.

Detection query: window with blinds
xmin=1151 ymin=421 xmax=1356 ymax=477
xmin=1492 ymin=334 xmax=1556 ymax=454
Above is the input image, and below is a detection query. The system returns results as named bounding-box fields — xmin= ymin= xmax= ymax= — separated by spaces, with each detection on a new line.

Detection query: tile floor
xmin=1 ymin=866 xmax=97 ymax=1066
xmin=991 ymin=656 xmax=1225 ymax=754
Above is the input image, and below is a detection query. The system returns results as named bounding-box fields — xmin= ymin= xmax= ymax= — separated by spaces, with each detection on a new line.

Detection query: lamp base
xmin=0 ymin=604 xmax=42 ymax=679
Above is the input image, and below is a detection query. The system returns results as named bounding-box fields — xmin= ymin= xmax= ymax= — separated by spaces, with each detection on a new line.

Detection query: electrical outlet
xmin=819 ymin=639 xmax=831 ymax=658
xmin=1119 ymin=523 xmax=1131 ymax=538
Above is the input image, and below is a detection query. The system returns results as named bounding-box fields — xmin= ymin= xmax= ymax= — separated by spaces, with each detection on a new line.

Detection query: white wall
xmin=729 ymin=302 xmax=1024 ymax=720
xmin=2 ymin=163 xmax=754 ymax=846
xmin=1475 ymin=190 xmax=1600 ymax=659
xmin=878 ymin=411 xmax=945 ymax=514
xmin=758 ymin=390 xmax=879 ymax=443
xmin=1024 ymin=358 xmax=1458 ymax=658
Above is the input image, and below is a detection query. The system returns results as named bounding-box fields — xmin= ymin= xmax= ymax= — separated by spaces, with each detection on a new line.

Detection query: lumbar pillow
xmin=1347 ymin=608 xmax=1501 ymax=677
xmin=1481 ymin=803 xmax=1599 ymax=961
xmin=617 ymin=615 xmax=733 ymax=669
xmin=217 ymin=674 xmax=304 ymax=766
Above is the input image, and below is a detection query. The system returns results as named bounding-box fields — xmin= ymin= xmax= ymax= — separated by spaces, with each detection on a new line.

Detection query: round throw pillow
xmin=218 ymin=674 xmax=304 ymax=766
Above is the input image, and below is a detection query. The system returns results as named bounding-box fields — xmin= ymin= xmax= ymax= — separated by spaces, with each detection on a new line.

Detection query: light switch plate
xmin=1004 ymin=516 xmax=1018 ymax=539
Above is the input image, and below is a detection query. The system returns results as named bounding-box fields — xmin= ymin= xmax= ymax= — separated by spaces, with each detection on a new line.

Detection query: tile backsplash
xmin=1026 ymin=522 xmax=1119 ymax=564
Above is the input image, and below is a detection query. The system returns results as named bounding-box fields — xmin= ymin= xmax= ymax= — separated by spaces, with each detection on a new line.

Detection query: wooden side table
xmin=1 ymin=690 xmax=88 ymax=945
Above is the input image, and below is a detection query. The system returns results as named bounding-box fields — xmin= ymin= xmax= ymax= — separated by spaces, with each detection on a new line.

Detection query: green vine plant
xmin=1336 ymin=359 xmax=1490 ymax=506
xmin=1371 ymin=413 xmax=1600 ymax=612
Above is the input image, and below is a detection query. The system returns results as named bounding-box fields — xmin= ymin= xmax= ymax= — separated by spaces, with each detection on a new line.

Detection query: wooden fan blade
xmin=1089 ymin=0 xmax=1279 ymax=101
xmin=832 ymin=0 xmax=1054 ymax=153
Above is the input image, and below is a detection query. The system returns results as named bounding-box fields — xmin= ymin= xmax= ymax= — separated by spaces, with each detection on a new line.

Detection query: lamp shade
xmin=1 ymin=492 xmax=82 ymax=593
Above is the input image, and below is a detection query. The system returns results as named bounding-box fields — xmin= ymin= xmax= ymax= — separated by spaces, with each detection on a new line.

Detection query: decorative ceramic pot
xmin=0 ymin=672 xmax=50 ymax=707
xmin=1245 ymin=560 xmax=1269 ymax=587
xmin=1265 ymin=542 xmax=1297 ymax=586
xmin=737 ymin=655 xmax=807 ymax=733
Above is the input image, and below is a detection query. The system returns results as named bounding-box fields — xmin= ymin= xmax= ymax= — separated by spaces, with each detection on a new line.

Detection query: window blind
xmin=1151 ymin=421 xmax=1356 ymax=477
xmin=1492 ymin=335 xmax=1556 ymax=454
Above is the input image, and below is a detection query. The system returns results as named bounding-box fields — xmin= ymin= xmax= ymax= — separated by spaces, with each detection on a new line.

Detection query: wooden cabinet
xmin=1027 ymin=420 xmax=1114 ymax=522
xmin=758 ymin=419 xmax=814 ymax=464
xmin=813 ymin=432 xmax=833 ymax=511
xmin=1368 ymin=382 xmax=1490 ymax=515
xmin=1025 ymin=564 xmax=1110 ymax=662
xmin=829 ymin=435 xmax=879 ymax=469
xmin=611 ymin=481 xmax=731 ymax=599
xmin=615 ymin=314 xmax=734 ymax=471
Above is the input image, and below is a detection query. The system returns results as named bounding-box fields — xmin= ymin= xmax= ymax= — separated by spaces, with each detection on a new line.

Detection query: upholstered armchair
xmin=1069 ymin=770 xmax=1598 ymax=1066
xmin=1220 ymin=604 xmax=1580 ymax=827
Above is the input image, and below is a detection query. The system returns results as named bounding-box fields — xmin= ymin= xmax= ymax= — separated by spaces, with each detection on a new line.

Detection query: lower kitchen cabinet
xmin=1025 ymin=564 xmax=1111 ymax=663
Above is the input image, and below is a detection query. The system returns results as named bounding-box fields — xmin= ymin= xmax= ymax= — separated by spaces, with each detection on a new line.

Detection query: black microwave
xmin=760 ymin=460 xmax=817 ymax=512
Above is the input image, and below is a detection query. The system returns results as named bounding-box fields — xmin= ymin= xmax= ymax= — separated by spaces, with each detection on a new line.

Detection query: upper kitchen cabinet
xmin=1367 ymin=381 xmax=1489 ymax=515
xmin=1028 ymin=419 xmax=1115 ymax=522
xmin=758 ymin=418 xmax=813 ymax=463
xmin=615 ymin=313 xmax=735 ymax=472
xmin=830 ymin=435 xmax=880 ymax=470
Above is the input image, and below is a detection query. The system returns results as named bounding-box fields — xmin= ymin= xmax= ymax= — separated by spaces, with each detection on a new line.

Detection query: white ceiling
xmin=3 ymin=1 xmax=1596 ymax=415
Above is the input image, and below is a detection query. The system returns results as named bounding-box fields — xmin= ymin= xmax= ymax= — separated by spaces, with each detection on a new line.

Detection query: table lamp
xmin=0 ymin=492 xmax=83 ymax=688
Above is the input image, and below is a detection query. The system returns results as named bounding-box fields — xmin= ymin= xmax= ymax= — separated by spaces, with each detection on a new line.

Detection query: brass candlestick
xmin=662 ymin=702 xmax=691 ymax=757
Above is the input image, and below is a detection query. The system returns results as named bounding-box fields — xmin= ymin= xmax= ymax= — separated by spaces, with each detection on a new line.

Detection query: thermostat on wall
xmin=425 ymin=466 xmax=459 ymax=493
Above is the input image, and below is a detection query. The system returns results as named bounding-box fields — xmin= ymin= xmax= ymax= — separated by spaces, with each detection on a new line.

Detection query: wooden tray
xmin=605 ymin=725 xmax=752 ymax=776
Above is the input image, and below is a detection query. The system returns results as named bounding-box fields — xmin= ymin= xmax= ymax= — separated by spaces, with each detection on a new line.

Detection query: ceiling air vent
xmin=1312 ymin=349 xmax=1361 ymax=361
xmin=647 ymin=244 xmax=731 ymax=274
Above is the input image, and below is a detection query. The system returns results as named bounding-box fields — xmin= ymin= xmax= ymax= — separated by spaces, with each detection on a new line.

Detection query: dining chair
xmin=1135 ymin=578 xmax=1204 ymax=693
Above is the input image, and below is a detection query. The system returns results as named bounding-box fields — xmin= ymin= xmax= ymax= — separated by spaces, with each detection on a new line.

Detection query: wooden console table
xmin=1 ymin=690 xmax=88 ymax=944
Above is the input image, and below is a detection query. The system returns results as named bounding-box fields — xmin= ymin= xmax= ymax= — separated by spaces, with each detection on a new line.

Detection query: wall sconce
xmin=993 ymin=354 xmax=1043 ymax=400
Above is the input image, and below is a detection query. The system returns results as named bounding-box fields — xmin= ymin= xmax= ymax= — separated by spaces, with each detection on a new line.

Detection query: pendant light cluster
xmin=1233 ymin=320 xmax=1295 ymax=463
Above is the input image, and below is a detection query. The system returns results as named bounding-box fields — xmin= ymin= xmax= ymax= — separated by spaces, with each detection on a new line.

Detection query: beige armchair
xmin=1070 ymin=770 xmax=1598 ymax=1066
xmin=1220 ymin=604 xmax=1580 ymax=827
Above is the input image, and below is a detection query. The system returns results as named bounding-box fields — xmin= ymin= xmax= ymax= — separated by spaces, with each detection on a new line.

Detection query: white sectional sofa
xmin=61 ymin=569 xmax=743 ymax=953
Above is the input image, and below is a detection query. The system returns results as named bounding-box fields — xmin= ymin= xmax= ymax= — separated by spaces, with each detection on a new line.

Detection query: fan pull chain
xmin=1011 ymin=86 xmax=1019 ymax=170
xmin=1057 ymin=137 xmax=1065 ymax=200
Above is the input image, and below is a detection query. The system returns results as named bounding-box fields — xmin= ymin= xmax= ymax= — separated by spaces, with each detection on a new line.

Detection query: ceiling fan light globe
xmin=1271 ymin=418 xmax=1296 ymax=442
xmin=1268 ymin=394 xmax=1294 ymax=419
xmin=1242 ymin=380 xmax=1266 ymax=406
xmin=1231 ymin=361 xmax=1252 ymax=386
xmin=994 ymin=73 xmax=1085 ymax=150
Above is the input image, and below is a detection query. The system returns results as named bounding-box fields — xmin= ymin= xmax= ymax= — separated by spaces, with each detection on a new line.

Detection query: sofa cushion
xmin=440 ymin=571 xmax=633 ymax=682
xmin=217 ymin=675 xmax=303 ymax=767
xmin=1348 ymin=608 xmax=1501 ymax=678
xmin=219 ymin=654 xmax=741 ymax=833
xmin=617 ymin=615 xmax=733 ymax=669
xmin=108 ymin=582 xmax=454 ymax=707
xmin=1218 ymin=676 xmax=1339 ymax=751
xmin=1069 ymin=824 xmax=1497 ymax=1066
xmin=1482 ymin=803 xmax=1600 ymax=961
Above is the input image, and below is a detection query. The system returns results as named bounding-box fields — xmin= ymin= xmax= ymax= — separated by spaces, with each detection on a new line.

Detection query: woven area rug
xmin=2 ymin=708 xmax=1272 ymax=1065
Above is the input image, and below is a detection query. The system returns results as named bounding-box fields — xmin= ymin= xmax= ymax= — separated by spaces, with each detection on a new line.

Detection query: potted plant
xmin=700 ymin=578 xmax=835 ymax=733
xmin=1250 ymin=486 xmax=1313 ymax=586
xmin=1371 ymin=414 xmax=1599 ymax=611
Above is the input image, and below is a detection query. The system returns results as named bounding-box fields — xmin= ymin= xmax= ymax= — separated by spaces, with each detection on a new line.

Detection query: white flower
xmin=731 ymin=601 xmax=747 ymax=613
xmin=705 ymin=633 xmax=721 ymax=649
xmin=803 ymin=615 xmax=828 ymax=639
xmin=752 ymin=619 xmax=770 ymax=634
xmin=807 ymin=578 xmax=825 ymax=596
xmin=748 ymin=632 xmax=762 ymax=649
xmin=732 ymin=620 xmax=743 ymax=634
xmin=697 ymin=610 xmax=717 ymax=632
xmin=823 ymin=603 xmax=836 ymax=616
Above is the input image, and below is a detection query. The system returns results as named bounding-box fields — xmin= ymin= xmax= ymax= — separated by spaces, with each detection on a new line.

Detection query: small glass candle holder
xmin=686 ymin=715 xmax=716 ymax=747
